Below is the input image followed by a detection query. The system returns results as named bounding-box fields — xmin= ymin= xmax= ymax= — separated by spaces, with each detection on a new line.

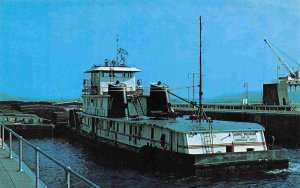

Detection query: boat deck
xmin=92 ymin=114 xmax=264 ymax=133
xmin=140 ymin=117 xmax=264 ymax=133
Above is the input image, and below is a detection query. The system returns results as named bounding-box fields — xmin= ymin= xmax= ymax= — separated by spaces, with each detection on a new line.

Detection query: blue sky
xmin=1 ymin=0 xmax=300 ymax=100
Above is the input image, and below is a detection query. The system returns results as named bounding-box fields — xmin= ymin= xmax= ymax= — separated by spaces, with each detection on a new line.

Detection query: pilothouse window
xmin=115 ymin=73 xmax=122 ymax=78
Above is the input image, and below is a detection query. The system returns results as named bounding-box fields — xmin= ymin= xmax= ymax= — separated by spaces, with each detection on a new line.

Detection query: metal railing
xmin=0 ymin=123 xmax=100 ymax=188
xmin=203 ymin=104 xmax=295 ymax=111
xmin=82 ymin=85 xmax=150 ymax=96
xmin=171 ymin=102 xmax=300 ymax=112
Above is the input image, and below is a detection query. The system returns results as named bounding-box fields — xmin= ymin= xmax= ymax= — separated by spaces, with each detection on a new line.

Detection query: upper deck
xmin=82 ymin=64 xmax=141 ymax=95
xmin=82 ymin=46 xmax=143 ymax=95
xmin=84 ymin=114 xmax=264 ymax=134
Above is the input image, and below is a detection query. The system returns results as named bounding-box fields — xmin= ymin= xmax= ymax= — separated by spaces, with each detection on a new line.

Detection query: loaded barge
xmin=70 ymin=19 xmax=288 ymax=174
xmin=0 ymin=103 xmax=54 ymax=137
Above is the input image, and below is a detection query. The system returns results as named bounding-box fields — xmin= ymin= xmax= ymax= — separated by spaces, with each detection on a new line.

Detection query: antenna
xmin=197 ymin=17 xmax=209 ymax=122
xmin=116 ymin=34 xmax=119 ymax=63
xmin=199 ymin=16 xmax=203 ymax=120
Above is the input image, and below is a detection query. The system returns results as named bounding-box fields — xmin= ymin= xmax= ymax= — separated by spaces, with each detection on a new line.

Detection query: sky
xmin=1 ymin=0 xmax=300 ymax=100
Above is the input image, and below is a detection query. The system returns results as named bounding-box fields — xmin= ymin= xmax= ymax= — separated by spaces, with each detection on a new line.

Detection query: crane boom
xmin=264 ymin=38 xmax=296 ymax=77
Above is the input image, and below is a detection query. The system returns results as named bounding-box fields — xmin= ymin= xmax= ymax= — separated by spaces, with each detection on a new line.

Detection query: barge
xmin=0 ymin=104 xmax=54 ymax=137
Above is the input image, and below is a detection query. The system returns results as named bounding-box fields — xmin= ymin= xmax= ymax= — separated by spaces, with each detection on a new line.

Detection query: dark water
xmin=12 ymin=138 xmax=300 ymax=188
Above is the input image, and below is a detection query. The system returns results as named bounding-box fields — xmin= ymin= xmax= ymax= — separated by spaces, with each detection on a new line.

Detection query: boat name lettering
xmin=233 ymin=132 xmax=257 ymax=142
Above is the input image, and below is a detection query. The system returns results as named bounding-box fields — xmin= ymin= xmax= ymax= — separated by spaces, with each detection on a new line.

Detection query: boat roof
xmin=162 ymin=118 xmax=264 ymax=133
xmin=90 ymin=115 xmax=264 ymax=133
xmin=85 ymin=66 xmax=141 ymax=73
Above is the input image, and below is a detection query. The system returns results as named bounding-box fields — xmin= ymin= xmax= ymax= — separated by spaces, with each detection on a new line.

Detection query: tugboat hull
xmin=72 ymin=129 xmax=288 ymax=176
xmin=193 ymin=149 xmax=288 ymax=175
xmin=139 ymin=146 xmax=288 ymax=176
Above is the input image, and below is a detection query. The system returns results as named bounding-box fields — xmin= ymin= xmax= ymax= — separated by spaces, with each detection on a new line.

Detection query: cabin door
xmin=170 ymin=131 xmax=177 ymax=152
xmin=92 ymin=118 xmax=96 ymax=134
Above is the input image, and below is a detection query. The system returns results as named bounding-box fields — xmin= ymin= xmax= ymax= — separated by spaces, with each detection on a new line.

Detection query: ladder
xmin=202 ymin=133 xmax=213 ymax=153
xmin=131 ymin=96 xmax=144 ymax=116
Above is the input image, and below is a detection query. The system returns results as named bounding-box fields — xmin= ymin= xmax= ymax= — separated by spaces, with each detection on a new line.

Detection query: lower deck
xmin=81 ymin=114 xmax=267 ymax=155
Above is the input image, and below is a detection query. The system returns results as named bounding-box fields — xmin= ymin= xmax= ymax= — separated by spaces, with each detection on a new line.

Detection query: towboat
xmin=78 ymin=47 xmax=288 ymax=175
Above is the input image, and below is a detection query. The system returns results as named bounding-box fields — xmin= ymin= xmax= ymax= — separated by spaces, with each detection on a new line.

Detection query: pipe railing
xmin=171 ymin=103 xmax=300 ymax=112
xmin=0 ymin=123 xmax=100 ymax=188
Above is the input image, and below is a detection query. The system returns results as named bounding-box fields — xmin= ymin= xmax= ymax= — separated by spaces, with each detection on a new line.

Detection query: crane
xmin=264 ymin=38 xmax=300 ymax=89
xmin=264 ymin=38 xmax=297 ymax=78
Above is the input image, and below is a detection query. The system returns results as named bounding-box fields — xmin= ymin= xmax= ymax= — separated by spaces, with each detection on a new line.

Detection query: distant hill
xmin=205 ymin=91 xmax=262 ymax=103
xmin=0 ymin=92 xmax=82 ymax=102
xmin=0 ymin=92 xmax=28 ymax=101
xmin=51 ymin=98 xmax=82 ymax=103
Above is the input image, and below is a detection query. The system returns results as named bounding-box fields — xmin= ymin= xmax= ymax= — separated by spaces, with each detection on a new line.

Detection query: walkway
xmin=0 ymin=141 xmax=37 ymax=188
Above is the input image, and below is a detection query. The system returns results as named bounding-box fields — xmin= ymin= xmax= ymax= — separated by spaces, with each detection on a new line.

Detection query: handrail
xmin=0 ymin=123 xmax=100 ymax=188
xmin=171 ymin=102 xmax=300 ymax=112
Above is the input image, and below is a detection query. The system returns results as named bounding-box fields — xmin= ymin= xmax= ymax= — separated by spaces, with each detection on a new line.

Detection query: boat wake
xmin=267 ymin=162 xmax=300 ymax=174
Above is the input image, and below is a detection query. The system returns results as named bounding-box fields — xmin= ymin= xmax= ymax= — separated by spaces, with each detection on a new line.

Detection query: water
xmin=12 ymin=138 xmax=300 ymax=188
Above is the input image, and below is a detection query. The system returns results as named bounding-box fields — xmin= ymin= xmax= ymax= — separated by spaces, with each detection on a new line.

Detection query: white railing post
xmin=1 ymin=126 xmax=4 ymax=150
xmin=36 ymin=147 xmax=40 ymax=188
xmin=65 ymin=166 xmax=71 ymax=188
xmin=9 ymin=131 xmax=12 ymax=158
xmin=19 ymin=137 xmax=23 ymax=171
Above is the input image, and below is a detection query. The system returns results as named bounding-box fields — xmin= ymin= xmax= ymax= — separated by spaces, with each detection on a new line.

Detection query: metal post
xmin=116 ymin=34 xmax=119 ymax=63
xmin=199 ymin=16 xmax=203 ymax=119
xmin=192 ymin=73 xmax=195 ymax=102
xmin=19 ymin=137 xmax=23 ymax=171
xmin=1 ymin=126 xmax=4 ymax=150
xmin=277 ymin=65 xmax=279 ymax=83
xmin=246 ymin=82 xmax=248 ymax=101
xmin=188 ymin=73 xmax=196 ymax=102
xmin=65 ymin=166 xmax=71 ymax=188
xmin=187 ymin=87 xmax=190 ymax=101
xmin=9 ymin=131 xmax=12 ymax=158
xmin=36 ymin=148 xmax=40 ymax=188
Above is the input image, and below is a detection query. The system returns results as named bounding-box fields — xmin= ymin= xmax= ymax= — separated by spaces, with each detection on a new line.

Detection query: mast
xmin=116 ymin=34 xmax=119 ymax=64
xmin=199 ymin=16 xmax=203 ymax=119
